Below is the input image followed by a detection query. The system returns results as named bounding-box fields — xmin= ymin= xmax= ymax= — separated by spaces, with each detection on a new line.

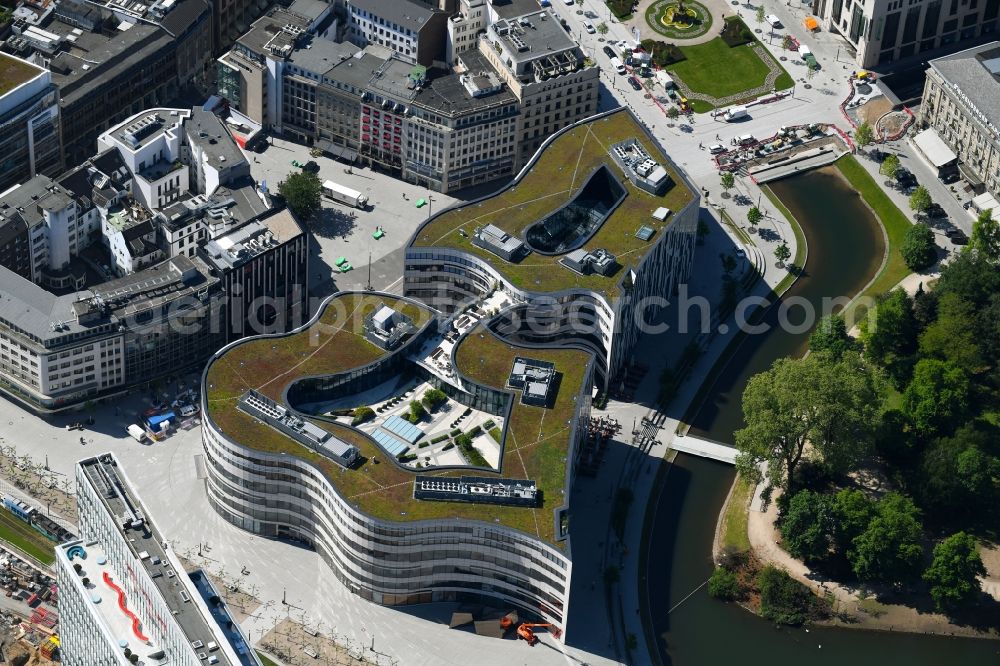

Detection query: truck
xmin=799 ymin=44 xmax=819 ymax=70
xmin=724 ymin=105 xmax=749 ymax=121
xmin=322 ymin=180 xmax=369 ymax=209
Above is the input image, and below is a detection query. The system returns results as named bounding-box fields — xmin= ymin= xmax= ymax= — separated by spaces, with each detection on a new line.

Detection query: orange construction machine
xmin=515 ymin=623 xmax=562 ymax=646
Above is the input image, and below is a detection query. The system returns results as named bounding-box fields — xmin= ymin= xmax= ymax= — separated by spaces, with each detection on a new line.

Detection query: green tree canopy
xmin=809 ymin=314 xmax=854 ymax=359
xmin=755 ymin=5 xmax=766 ymax=23
xmin=923 ymin=532 xmax=985 ymax=611
xmin=720 ymin=171 xmax=735 ymax=192
xmin=849 ymin=492 xmax=924 ymax=585
xmin=831 ymin=488 xmax=876 ymax=551
xmin=278 ymin=171 xmax=322 ymax=220
xmin=900 ymin=223 xmax=936 ymax=272
xmin=859 ymin=288 xmax=918 ymax=387
xmin=774 ymin=242 xmax=791 ymax=266
xmin=919 ymin=421 xmax=1000 ymax=520
xmin=968 ymin=208 xmax=1000 ymax=262
xmin=880 ymin=153 xmax=900 ymax=179
xmin=918 ymin=292 xmax=983 ymax=376
xmin=902 ymin=358 xmax=971 ymax=439
xmin=854 ymin=122 xmax=874 ymax=149
xmin=780 ymin=490 xmax=834 ymax=563
xmin=909 ymin=185 xmax=932 ymax=215
xmin=747 ymin=206 xmax=763 ymax=229
xmin=734 ymin=352 xmax=883 ymax=502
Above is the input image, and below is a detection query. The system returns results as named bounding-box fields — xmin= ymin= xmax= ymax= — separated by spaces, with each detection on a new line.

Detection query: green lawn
xmin=667 ymin=39 xmax=793 ymax=109
xmin=0 ymin=510 xmax=55 ymax=565
xmin=255 ymin=652 xmax=279 ymax=666
xmin=720 ymin=476 xmax=754 ymax=553
xmin=832 ymin=155 xmax=911 ymax=322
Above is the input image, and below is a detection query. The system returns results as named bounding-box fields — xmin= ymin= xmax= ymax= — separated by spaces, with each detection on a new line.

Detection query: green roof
xmin=0 ymin=53 xmax=43 ymax=98
xmin=410 ymin=109 xmax=695 ymax=298
xmin=204 ymin=293 xmax=591 ymax=547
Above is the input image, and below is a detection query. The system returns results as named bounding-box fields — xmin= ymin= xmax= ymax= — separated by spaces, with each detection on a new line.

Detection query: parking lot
xmin=248 ymin=138 xmax=459 ymax=296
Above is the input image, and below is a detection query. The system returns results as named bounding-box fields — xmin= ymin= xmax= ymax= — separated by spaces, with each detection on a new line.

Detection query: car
xmin=584 ymin=21 xmax=596 ymax=34
xmin=765 ymin=14 xmax=783 ymax=28
xmin=584 ymin=10 xmax=598 ymax=18
xmin=563 ymin=0 xmax=573 ymax=5
xmin=948 ymin=229 xmax=969 ymax=245
xmin=709 ymin=144 xmax=726 ymax=154
xmin=926 ymin=202 xmax=947 ymax=218
xmin=603 ymin=45 xmax=617 ymax=58
xmin=735 ymin=249 xmax=746 ymax=259
xmin=627 ymin=76 xmax=642 ymax=91
xmin=940 ymin=172 xmax=959 ymax=184
xmin=302 ymin=160 xmax=320 ymax=174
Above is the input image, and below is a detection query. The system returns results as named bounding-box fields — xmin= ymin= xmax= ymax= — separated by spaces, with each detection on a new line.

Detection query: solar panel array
xmin=383 ymin=415 xmax=424 ymax=444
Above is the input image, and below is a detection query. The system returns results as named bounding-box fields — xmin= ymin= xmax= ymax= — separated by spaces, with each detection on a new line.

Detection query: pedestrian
xmin=716 ymin=134 xmax=720 ymax=140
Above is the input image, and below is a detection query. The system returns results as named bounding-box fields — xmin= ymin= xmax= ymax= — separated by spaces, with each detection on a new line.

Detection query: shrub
xmin=901 ymin=223 xmax=937 ymax=272
xmin=489 ymin=426 xmax=503 ymax=442
xmin=462 ymin=407 xmax=472 ymax=416
xmin=720 ymin=17 xmax=754 ymax=47
xmin=421 ymin=388 xmax=447 ymax=412
xmin=397 ymin=453 xmax=417 ymax=462
xmin=607 ymin=0 xmax=632 ymax=19
xmin=469 ymin=425 xmax=482 ymax=437
xmin=455 ymin=433 xmax=489 ymax=466
xmin=707 ymin=566 xmax=742 ymax=601
xmin=483 ymin=419 xmax=496 ymax=430
xmin=418 ymin=442 xmax=429 ymax=448
xmin=442 ymin=442 xmax=455 ymax=451
xmin=639 ymin=39 xmax=685 ymax=66
xmin=757 ymin=566 xmax=816 ymax=626
xmin=450 ymin=428 xmax=462 ymax=437
xmin=351 ymin=407 xmax=375 ymax=426
xmin=431 ymin=434 xmax=450 ymax=444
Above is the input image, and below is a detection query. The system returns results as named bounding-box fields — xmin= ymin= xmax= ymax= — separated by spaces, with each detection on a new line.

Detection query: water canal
xmin=644 ymin=166 xmax=1000 ymax=664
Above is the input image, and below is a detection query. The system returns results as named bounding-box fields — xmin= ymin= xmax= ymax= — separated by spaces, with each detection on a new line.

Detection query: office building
xmin=405 ymin=108 xmax=699 ymax=390
xmin=0 ymin=52 xmax=62 ymax=194
xmin=812 ymin=0 xmax=1000 ymax=68
xmin=479 ymin=9 xmax=599 ymax=164
xmin=346 ymin=0 xmax=449 ymax=66
xmin=56 ymin=453 xmax=261 ymax=666
xmin=202 ymin=291 xmax=594 ymax=637
xmin=918 ymin=41 xmax=1000 ymax=198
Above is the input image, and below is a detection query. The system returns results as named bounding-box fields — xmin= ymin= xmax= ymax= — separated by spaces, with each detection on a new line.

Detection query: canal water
xmin=644 ymin=167 xmax=1000 ymax=664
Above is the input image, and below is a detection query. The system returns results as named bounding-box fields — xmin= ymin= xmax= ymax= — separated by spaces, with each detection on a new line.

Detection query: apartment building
xmin=57 ymin=454 xmax=261 ymax=666
xmin=0 ymin=53 xmax=62 ymax=194
xmin=812 ymin=0 xmax=1000 ymax=68
xmin=480 ymin=10 xmax=599 ymax=164
xmin=446 ymin=0 xmax=486 ymax=65
xmin=346 ymin=0 xmax=449 ymax=66
xmin=918 ymin=42 xmax=1000 ymax=198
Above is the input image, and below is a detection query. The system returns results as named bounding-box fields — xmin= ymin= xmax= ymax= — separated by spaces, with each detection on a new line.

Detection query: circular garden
xmin=645 ymin=0 xmax=714 ymax=39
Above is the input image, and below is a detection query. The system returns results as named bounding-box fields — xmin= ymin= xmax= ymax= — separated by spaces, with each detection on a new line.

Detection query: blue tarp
xmin=146 ymin=411 xmax=176 ymax=432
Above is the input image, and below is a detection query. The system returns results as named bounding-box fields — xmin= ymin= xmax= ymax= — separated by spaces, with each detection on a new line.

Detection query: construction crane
xmin=499 ymin=611 xmax=519 ymax=632
xmin=515 ymin=623 xmax=561 ymax=646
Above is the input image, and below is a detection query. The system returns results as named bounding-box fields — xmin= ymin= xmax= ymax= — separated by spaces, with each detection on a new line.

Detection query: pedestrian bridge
xmin=670 ymin=434 xmax=737 ymax=464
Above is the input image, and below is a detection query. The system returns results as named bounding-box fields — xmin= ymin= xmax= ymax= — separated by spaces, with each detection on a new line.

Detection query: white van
xmin=765 ymin=14 xmax=782 ymax=28
xmin=737 ymin=134 xmax=757 ymax=146
xmin=610 ymin=56 xmax=626 ymax=75
xmin=584 ymin=21 xmax=596 ymax=34
xmin=724 ymin=105 xmax=749 ymax=121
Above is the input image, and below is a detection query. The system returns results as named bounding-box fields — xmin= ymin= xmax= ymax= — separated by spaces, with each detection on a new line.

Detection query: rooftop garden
xmin=204 ymin=294 xmax=592 ymax=547
xmin=410 ymin=109 xmax=694 ymax=298
xmin=0 ymin=54 xmax=42 ymax=97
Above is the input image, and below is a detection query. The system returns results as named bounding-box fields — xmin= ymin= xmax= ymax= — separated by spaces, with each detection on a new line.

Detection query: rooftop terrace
xmin=409 ymin=109 xmax=695 ymax=298
xmin=204 ymin=293 xmax=591 ymax=546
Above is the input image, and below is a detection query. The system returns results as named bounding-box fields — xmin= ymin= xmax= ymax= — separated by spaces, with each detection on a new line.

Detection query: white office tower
xmin=55 ymin=454 xmax=261 ymax=666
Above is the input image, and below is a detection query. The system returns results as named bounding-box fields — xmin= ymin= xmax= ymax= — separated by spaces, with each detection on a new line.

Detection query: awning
xmin=912 ymin=129 xmax=957 ymax=168
xmin=316 ymin=141 xmax=357 ymax=162
xmin=971 ymin=192 xmax=999 ymax=216
xmin=960 ymin=163 xmax=985 ymax=188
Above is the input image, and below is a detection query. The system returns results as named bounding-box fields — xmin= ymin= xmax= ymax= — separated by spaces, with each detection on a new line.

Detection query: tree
xmin=859 ymin=288 xmax=918 ymax=387
xmin=734 ymin=352 xmax=883 ymax=503
xmin=666 ymin=106 xmax=680 ymax=120
xmin=880 ymin=153 xmax=901 ymax=179
xmin=421 ymin=388 xmax=447 ymax=411
xmin=781 ymin=35 xmax=795 ymax=53
xmin=968 ymin=208 xmax=1000 ymax=262
xmin=809 ymin=315 xmax=854 ymax=359
xmin=903 ymin=358 xmax=970 ymax=439
xmin=909 ymin=185 xmax=932 ymax=216
xmin=747 ymin=206 xmax=763 ymax=232
xmin=918 ymin=292 xmax=983 ymax=376
xmin=757 ymin=565 xmax=816 ymax=625
xmin=408 ymin=400 xmax=426 ymax=423
xmin=774 ymin=242 xmax=791 ymax=267
xmin=780 ymin=490 xmax=834 ymax=563
xmin=707 ymin=567 xmax=742 ymax=601
xmin=849 ymin=492 xmax=924 ymax=585
xmin=854 ymin=122 xmax=875 ymax=150
xmin=278 ymin=171 xmax=322 ymax=220
xmin=720 ymin=171 xmax=735 ymax=195
xmin=597 ymin=22 xmax=609 ymax=35
xmin=923 ymin=532 xmax=985 ymax=611
xmin=919 ymin=422 xmax=1000 ymax=519
xmin=900 ymin=223 xmax=937 ymax=271
xmin=831 ymin=488 xmax=875 ymax=551
xmin=755 ymin=5 xmax=766 ymax=24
